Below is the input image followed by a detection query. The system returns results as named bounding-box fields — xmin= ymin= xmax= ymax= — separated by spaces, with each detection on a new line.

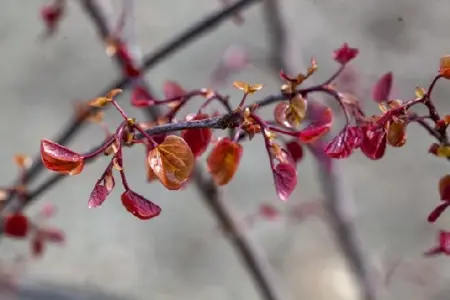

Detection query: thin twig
xmin=261 ymin=2 xmax=377 ymax=299
xmin=0 ymin=0 xmax=260 ymax=212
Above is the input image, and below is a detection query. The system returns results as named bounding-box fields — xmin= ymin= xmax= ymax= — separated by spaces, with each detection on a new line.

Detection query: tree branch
xmin=260 ymin=2 xmax=377 ymax=299
xmin=0 ymin=0 xmax=260 ymax=211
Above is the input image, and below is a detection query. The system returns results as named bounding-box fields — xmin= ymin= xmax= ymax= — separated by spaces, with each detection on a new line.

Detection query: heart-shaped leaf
xmin=360 ymin=126 xmax=387 ymax=160
xmin=298 ymin=107 xmax=333 ymax=143
xmin=148 ymin=135 xmax=195 ymax=190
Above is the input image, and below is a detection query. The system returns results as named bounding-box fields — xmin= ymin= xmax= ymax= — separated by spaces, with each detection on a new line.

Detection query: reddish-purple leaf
xmin=360 ymin=126 xmax=387 ymax=160
xmin=285 ymin=140 xmax=303 ymax=164
xmin=325 ymin=126 xmax=363 ymax=159
xmin=3 ymin=214 xmax=29 ymax=238
xmin=425 ymin=230 xmax=450 ymax=256
xmin=428 ymin=202 xmax=450 ymax=223
xmin=88 ymin=183 xmax=109 ymax=209
xmin=131 ymin=85 xmax=156 ymax=107
xmin=31 ymin=235 xmax=45 ymax=257
xmin=40 ymin=139 xmax=85 ymax=175
xmin=121 ymin=190 xmax=161 ymax=220
xmin=273 ymin=163 xmax=297 ymax=201
xmin=373 ymin=72 xmax=393 ymax=103
xmin=181 ymin=113 xmax=212 ymax=158
xmin=163 ymin=81 xmax=186 ymax=99
xmin=333 ymin=43 xmax=359 ymax=65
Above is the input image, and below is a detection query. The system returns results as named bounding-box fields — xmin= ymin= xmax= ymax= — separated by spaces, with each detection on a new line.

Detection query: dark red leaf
xmin=285 ymin=140 xmax=303 ymax=164
xmin=360 ymin=126 xmax=387 ymax=160
xmin=3 ymin=213 xmax=30 ymax=238
xmin=88 ymin=183 xmax=109 ymax=209
xmin=40 ymin=1 xmax=64 ymax=35
xmin=324 ymin=126 xmax=363 ymax=159
xmin=428 ymin=203 xmax=450 ymax=223
xmin=181 ymin=113 xmax=213 ymax=157
xmin=298 ymin=107 xmax=333 ymax=143
xmin=4 ymin=214 xmax=29 ymax=238
xmin=121 ymin=190 xmax=161 ymax=220
xmin=333 ymin=43 xmax=359 ymax=65
xmin=372 ymin=72 xmax=393 ymax=103
xmin=131 ymin=85 xmax=156 ymax=107
xmin=115 ymin=43 xmax=141 ymax=78
xmin=273 ymin=163 xmax=297 ymax=201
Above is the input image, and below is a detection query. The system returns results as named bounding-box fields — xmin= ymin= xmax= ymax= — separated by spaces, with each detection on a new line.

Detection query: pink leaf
xmin=38 ymin=227 xmax=65 ymax=243
xmin=333 ymin=43 xmax=359 ymax=65
xmin=273 ymin=163 xmax=297 ymax=201
xmin=88 ymin=183 xmax=109 ymax=209
xmin=121 ymin=190 xmax=161 ymax=220
xmin=259 ymin=204 xmax=280 ymax=220
xmin=372 ymin=72 xmax=393 ymax=103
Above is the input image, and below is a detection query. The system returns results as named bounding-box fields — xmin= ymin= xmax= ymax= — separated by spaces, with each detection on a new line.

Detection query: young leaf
xmin=148 ymin=135 xmax=195 ymax=190
xmin=360 ymin=126 xmax=387 ymax=160
xmin=207 ymin=137 xmax=243 ymax=185
xmin=439 ymin=55 xmax=450 ymax=79
xmin=40 ymin=139 xmax=85 ymax=175
xmin=386 ymin=120 xmax=407 ymax=147
xmin=439 ymin=175 xmax=450 ymax=201
xmin=273 ymin=163 xmax=297 ymax=201
xmin=121 ymin=190 xmax=161 ymax=220
xmin=3 ymin=214 xmax=29 ymax=238
xmin=284 ymin=95 xmax=307 ymax=127
xmin=131 ymin=85 xmax=155 ymax=107
xmin=298 ymin=107 xmax=333 ymax=143
xmin=324 ymin=126 xmax=363 ymax=159
xmin=233 ymin=81 xmax=263 ymax=94
xmin=424 ymin=230 xmax=450 ymax=256
xmin=333 ymin=43 xmax=359 ymax=65
xmin=274 ymin=101 xmax=291 ymax=128
xmin=285 ymin=140 xmax=303 ymax=164
xmin=88 ymin=183 xmax=109 ymax=209
xmin=88 ymin=96 xmax=111 ymax=107
xmin=428 ymin=202 xmax=450 ymax=223
xmin=372 ymin=72 xmax=393 ymax=103
xmin=181 ymin=113 xmax=213 ymax=157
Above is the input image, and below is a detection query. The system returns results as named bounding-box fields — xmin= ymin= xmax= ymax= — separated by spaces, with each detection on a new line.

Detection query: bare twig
xmin=261 ymin=2 xmax=377 ymax=299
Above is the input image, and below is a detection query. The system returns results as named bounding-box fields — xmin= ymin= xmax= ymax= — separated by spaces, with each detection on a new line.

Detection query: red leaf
xmin=439 ymin=230 xmax=450 ymax=254
xmin=360 ymin=126 xmax=387 ymax=160
xmin=333 ymin=43 xmax=359 ymax=65
xmin=207 ymin=138 xmax=243 ymax=186
xmin=163 ymin=81 xmax=186 ymax=99
xmin=40 ymin=1 xmax=64 ymax=35
xmin=115 ymin=43 xmax=141 ymax=78
xmin=285 ymin=140 xmax=303 ymax=164
xmin=88 ymin=183 xmax=109 ymax=209
xmin=39 ymin=227 xmax=65 ymax=243
xmin=372 ymin=72 xmax=393 ymax=103
xmin=121 ymin=190 xmax=161 ymax=220
xmin=428 ymin=203 xmax=450 ymax=223
xmin=298 ymin=107 xmax=333 ymax=143
xmin=181 ymin=113 xmax=213 ymax=157
xmin=131 ymin=85 xmax=156 ymax=107
xmin=31 ymin=236 xmax=45 ymax=257
xmin=259 ymin=204 xmax=280 ymax=220
xmin=273 ymin=163 xmax=297 ymax=201
xmin=4 ymin=214 xmax=29 ymax=238
xmin=40 ymin=139 xmax=85 ymax=175
xmin=324 ymin=126 xmax=363 ymax=159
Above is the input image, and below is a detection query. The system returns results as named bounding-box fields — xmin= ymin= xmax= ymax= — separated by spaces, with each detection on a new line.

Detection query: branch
xmin=260 ymin=4 xmax=377 ymax=299
xmin=0 ymin=0 xmax=260 ymax=211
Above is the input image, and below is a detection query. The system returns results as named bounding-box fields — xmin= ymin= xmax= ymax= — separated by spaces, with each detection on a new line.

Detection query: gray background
xmin=0 ymin=0 xmax=450 ymax=299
